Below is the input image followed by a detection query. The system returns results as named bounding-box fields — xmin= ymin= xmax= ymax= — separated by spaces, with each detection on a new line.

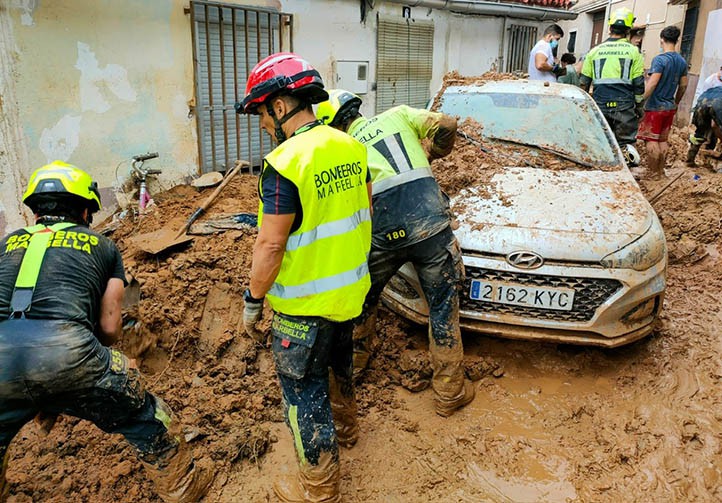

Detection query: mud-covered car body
xmin=381 ymin=80 xmax=667 ymax=347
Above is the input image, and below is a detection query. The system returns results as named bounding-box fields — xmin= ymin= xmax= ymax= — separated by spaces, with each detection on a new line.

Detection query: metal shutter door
xmin=376 ymin=17 xmax=434 ymax=112
xmin=193 ymin=4 xmax=281 ymax=172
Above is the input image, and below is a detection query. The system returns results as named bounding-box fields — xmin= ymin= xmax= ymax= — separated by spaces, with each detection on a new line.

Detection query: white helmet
xmin=623 ymin=144 xmax=641 ymax=167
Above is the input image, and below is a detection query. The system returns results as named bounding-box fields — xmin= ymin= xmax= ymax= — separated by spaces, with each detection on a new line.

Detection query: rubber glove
xmin=243 ymin=299 xmax=265 ymax=343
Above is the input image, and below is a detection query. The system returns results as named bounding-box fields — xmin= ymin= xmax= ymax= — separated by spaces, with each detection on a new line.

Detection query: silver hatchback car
xmin=381 ymin=80 xmax=666 ymax=348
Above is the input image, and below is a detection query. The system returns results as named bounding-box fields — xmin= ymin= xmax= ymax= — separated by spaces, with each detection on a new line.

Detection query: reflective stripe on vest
xmin=349 ymin=107 xmax=438 ymax=196
xmin=594 ymin=77 xmax=633 ymax=85
xmin=371 ymin=167 xmax=433 ymax=195
xmin=10 ymin=222 xmax=75 ymax=317
xmin=285 ymin=207 xmax=371 ymax=252
xmin=268 ymin=261 xmax=369 ymax=299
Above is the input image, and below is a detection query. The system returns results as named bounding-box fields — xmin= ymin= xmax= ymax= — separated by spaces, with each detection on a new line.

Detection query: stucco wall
xmin=286 ymin=1 xmax=538 ymax=117
xmin=8 ymin=0 xmax=198 ymax=197
xmin=1 ymin=0 xmax=559 ymax=235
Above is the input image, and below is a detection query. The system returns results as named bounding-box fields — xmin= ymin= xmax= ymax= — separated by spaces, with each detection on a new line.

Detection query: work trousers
xmin=358 ymin=225 xmax=464 ymax=351
xmin=271 ymin=314 xmax=354 ymax=467
xmin=602 ymin=106 xmax=639 ymax=146
xmin=0 ymin=319 xmax=177 ymax=469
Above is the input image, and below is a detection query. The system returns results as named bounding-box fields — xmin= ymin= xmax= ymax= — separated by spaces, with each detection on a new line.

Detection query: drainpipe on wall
xmin=498 ymin=16 xmax=508 ymax=72
xmin=0 ymin=8 xmax=32 ymax=236
xmin=385 ymin=0 xmax=579 ymax=21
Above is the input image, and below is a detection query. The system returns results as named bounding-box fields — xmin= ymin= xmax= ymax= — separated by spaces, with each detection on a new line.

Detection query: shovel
xmin=131 ymin=160 xmax=249 ymax=254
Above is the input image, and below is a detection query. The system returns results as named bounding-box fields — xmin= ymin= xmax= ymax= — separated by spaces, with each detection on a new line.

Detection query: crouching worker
xmin=687 ymin=86 xmax=722 ymax=167
xmin=316 ymin=90 xmax=475 ymax=418
xmin=238 ymin=54 xmax=372 ymax=501
xmin=0 ymin=162 xmax=213 ymax=503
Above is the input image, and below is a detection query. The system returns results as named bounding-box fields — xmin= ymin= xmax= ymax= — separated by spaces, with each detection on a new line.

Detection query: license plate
xmin=469 ymin=280 xmax=575 ymax=311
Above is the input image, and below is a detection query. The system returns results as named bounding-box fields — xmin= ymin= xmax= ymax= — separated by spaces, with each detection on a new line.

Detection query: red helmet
xmin=236 ymin=52 xmax=328 ymax=115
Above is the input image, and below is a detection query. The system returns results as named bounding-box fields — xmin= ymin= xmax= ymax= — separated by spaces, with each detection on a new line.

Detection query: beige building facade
xmin=559 ymin=0 xmax=722 ymax=124
xmin=558 ymin=0 xmax=687 ymax=69
xmin=0 ymin=0 xmax=576 ymax=235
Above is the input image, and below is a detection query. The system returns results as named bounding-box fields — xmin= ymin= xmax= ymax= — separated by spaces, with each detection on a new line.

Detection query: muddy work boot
xmin=435 ymin=378 xmax=476 ymax=418
xmin=273 ymin=452 xmax=341 ymax=503
xmin=431 ymin=345 xmax=476 ymax=418
xmin=329 ymin=372 xmax=359 ymax=448
xmin=142 ymin=439 xmax=214 ymax=503
xmin=1 ymin=446 xmax=9 ymax=502
xmin=352 ymin=309 xmax=377 ymax=377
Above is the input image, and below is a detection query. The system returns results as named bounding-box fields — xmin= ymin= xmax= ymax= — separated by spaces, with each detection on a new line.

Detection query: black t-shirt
xmin=0 ymin=223 xmax=126 ymax=331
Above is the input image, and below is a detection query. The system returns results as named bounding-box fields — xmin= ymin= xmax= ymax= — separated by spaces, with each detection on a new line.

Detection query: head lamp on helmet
xmin=235 ymin=52 xmax=329 ymax=115
xmin=23 ymin=161 xmax=102 ymax=214
xmin=316 ymin=89 xmax=363 ymax=128
xmin=609 ymin=7 xmax=635 ymax=29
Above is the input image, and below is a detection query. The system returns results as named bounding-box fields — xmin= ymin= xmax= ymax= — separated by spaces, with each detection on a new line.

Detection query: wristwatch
xmin=243 ymin=288 xmax=264 ymax=304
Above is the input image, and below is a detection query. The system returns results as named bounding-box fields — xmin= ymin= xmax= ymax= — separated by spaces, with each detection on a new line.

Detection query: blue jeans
xmin=271 ymin=314 xmax=354 ymax=466
xmin=0 ymin=319 xmax=176 ymax=466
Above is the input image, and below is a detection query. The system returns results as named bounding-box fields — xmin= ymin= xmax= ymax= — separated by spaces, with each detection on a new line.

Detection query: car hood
xmin=451 ymin=167 xmax=653 ymax=262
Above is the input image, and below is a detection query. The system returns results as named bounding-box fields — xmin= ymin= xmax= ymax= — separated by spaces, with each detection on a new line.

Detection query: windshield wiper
xmin=486 ymin=136 xmax=596 ymax=169
xmin=456 ymin=131 xmax=542 ymax=169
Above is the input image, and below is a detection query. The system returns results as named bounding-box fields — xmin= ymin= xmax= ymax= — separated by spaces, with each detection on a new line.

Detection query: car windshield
xmin=438 ymin=89 xmax=619 ymax=167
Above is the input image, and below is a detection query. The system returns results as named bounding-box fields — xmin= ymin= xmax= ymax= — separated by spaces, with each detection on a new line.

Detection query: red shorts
xmin=637 ymin=109 xmax=677 ymax=142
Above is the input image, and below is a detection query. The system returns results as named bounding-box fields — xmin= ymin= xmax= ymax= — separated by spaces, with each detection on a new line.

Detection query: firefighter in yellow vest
xmin=237 ymin=53 xmax=371 ymax=502
xmin=0 ymin=162 xmax=213 ymax=503
xmin=316 ymin=90 xmax=475 ymax=418
xmin=581 ymin=7 xmax=645 ymax=167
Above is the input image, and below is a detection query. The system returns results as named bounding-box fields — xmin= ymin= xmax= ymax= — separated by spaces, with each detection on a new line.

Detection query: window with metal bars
xmin=190 ymin=2 xmax=292 ymax=173
xmin=506 ymin=24 xmax=538 ymax=74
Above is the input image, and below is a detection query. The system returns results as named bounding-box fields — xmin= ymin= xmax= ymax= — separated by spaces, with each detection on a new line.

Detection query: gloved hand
xmin=689 ymin=133 xmax=704 ymax=146
xmin=243 ymin=299 xmax=265 ymax=343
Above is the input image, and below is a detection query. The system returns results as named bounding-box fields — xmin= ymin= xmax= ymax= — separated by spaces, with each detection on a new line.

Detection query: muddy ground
xmin=3 ymin=123 xmax=722 ymax=501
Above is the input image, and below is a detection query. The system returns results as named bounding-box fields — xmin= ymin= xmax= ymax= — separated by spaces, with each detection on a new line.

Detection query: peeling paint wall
xmin=4 ymin=0 xmax=198 ymax=228
xmin=2 ymin=0 xmax=551 ymax=234
xmin=0 ymin=3 xmax=33 ymax=236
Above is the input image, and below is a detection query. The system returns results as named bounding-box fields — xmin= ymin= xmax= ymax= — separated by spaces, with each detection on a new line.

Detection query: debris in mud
xmin=222 ymin=425 xmax=273 ymax=464
xmin=465 ymin=356 xmax=504 ymax=381
xmin=636 ymin=126 xmax=722 ymax=263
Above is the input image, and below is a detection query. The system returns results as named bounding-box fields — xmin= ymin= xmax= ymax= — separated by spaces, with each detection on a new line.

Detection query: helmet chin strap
xmin=266 ymin=101 xmax=305 ymax=144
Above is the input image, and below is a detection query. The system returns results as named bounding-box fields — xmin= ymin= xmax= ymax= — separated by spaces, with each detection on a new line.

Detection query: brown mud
xmin=3 ymin=128 xmax=721 ymax=501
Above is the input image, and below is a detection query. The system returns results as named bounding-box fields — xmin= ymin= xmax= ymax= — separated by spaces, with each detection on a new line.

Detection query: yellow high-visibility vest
xmin=259 ymin=124 xmax=371 ymax=321
xmin=348 ymin=105 xmax=443 ymax=195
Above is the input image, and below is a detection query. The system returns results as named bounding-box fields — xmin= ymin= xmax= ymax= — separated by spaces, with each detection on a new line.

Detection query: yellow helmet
xmin=23 ymin=161 xmax=101 ymax=213
xmin=609 ymin=7 xmax=635 ymax=29
xmin=316 ymin=89 xmax=363 ymax=128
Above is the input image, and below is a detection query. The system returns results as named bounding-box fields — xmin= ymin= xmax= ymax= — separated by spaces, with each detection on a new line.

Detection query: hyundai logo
xmin=506 ymin=251 xmax=544 ymax=269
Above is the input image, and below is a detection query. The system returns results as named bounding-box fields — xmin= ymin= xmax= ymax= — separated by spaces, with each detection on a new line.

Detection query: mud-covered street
xmin=3 ymin=132 xmax=721 ymax=502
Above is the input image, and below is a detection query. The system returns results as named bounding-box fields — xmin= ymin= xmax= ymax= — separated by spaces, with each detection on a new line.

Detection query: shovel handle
xmin=648 ymin=170 xmax=685 ymax=204
xmin=174 ymin=160 xmax=250 ymax=239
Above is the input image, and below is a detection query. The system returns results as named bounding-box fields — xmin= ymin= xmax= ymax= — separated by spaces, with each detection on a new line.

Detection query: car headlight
xmin=600 ymin=215 xmax=667 ymax=271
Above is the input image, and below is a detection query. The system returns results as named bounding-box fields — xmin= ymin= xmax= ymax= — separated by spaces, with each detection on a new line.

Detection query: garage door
xmin=191 ymin=2 xmax=291 ymax=172
xmin=376 ymin=16 xmax=434 ymax=112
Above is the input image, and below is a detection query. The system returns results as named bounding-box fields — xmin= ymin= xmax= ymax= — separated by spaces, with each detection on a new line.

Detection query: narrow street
xmin=4 ymin=138 xmax=721 ymax=502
